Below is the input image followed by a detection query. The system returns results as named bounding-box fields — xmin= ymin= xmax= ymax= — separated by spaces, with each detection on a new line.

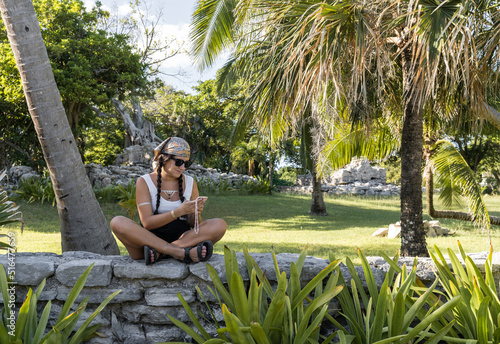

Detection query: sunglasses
xmin=170 ymin=157 xmax=192 ymax=168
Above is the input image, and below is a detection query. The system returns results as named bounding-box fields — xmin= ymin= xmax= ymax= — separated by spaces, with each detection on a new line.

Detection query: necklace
xmin=161 ymin=190 xmax=177 ymax=201
xmin=194 ymin=201 xmax=199 ymax=234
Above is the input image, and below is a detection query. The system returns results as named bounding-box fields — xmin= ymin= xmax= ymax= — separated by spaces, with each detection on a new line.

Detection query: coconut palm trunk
xmin=0 ymin=0 xmax=120 ymax=254
xmin=309 ymin=159 xmax=327 ymax=216
xmin=399 ymin=44 xmax=427 ymax=257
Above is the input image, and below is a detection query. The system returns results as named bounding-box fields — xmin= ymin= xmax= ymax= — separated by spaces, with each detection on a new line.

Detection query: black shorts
xmin=150 ymin=219 xmax=191 ymax=243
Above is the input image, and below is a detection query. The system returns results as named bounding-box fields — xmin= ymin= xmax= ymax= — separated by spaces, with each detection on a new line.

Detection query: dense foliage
xmin=0 ymin=264 xmax=119 ymax=343
xmin=0 ymin=0 xmax=153 ymax=170
xmin=168 ymin=243 xmax=499 ymax=343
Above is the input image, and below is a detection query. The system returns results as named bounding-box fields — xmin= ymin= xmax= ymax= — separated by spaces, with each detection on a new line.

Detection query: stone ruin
xmin=372 ymin=220 xmax=452 ymax=239
xmin=287 ymin=157 xmax=400 ymax=196
xmin=1 ymin=145 xmax=257 ymax=190
xmin=2 ymin=152 xmax=399 ymax=196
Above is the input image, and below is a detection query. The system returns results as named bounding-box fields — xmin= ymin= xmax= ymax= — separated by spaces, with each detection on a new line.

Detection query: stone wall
xmin=3 ymin=162 xmax=256 ymax=190
xmin=0 ymin=251 xmax=497 ymax=343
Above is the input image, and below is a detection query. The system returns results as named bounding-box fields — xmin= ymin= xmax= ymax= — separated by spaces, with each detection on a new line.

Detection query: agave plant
xmin=328 ymin=249 xmax=461 ymax=343
xmin=164 ymin=245 xmax=345 ymax=343
xmin=0 ymin=170 xmax=22 ymax=250
xmin=0 ymin=171 xmax=22 ymax=228
xmin=116 ymin=180 xmax=137 ymax=221
xmin=0 ymin=263 xmax=120 ymax=344
xmin=426 ymin=242 xmax=500 ymax=343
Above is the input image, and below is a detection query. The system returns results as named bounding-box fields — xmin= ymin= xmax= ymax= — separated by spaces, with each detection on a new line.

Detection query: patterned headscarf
xmin=153 ymin=137 xmax=191 ymax=162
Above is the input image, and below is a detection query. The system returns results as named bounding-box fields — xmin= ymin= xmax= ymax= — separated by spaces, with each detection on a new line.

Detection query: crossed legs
xmin=110 ymin=216 xmax=227 ymax=262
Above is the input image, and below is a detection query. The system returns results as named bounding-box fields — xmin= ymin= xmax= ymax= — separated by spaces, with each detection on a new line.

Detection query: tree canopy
xmin=0 ymin=0 xmax=155 ymax=169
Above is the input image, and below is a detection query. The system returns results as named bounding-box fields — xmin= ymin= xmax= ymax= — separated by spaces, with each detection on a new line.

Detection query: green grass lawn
xmin=3 ymin=193 xmax=500 ymax=264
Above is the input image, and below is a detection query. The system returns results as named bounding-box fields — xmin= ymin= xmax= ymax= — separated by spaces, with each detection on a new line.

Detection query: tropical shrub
xmin=12 ymin=175 xmax=55 ymax=206
xmin=0 ymin=170 xmax=22 ymax=250
xmin=0 ymin=263 xmax=120 ymax=343
xmin=164 ymin=246 xmax=345 ymax=343
xmin=115 ymin=180 xmax=137 ymax=221
xmin=273 ymin=167 xmax=299 ymax=186
xmin=93 ymin=185 xmax=121 ymax=203
xmin=165 ymin=246 xmax=472 ymax=343
xmin=330 ymin=249 xmax=461 ymax=343
xmin=197 ymin=176 xmax=273 ymax=196
xmin=427 ymin=242 xmax=500 ymax=342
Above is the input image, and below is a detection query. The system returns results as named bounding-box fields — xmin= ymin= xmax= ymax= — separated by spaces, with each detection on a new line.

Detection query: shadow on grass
xmin=205 ymin=193 xmax=401 ymax=231
xmin=10 ymin=201 xmax=127 ymax=234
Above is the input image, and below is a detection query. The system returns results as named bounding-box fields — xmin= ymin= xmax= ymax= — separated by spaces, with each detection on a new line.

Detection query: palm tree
xmin=0 ymin=0 xmax=120 ymax=254
xmin=191 ymin=0 xmax=330 ymax=215
xmin=191 ymin=0 xmax=500 ymax=256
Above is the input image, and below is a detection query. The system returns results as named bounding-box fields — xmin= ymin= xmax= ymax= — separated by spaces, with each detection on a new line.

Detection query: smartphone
xmin=197 ymin=196 xmax=208 ymax=203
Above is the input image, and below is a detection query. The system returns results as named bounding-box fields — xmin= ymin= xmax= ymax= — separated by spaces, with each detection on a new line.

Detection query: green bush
xmin=93 ymin=185 xmax=121 ymax=203
xmin=331 ymin=249 xmax=460 ymax=343
xmin=0 ymin=263 xmax=120 ymax=343
xmin=13 ymin=176 xmax=55 ymax=206
xmin=116 ymin=180 xmax=137 ymax=221
xmin=197 ymin=176 xmax=273 ymax=196
xmin=0 ymin=170 xmax=22 ymax=251
xmin=166 ymin=245 xmax=487 ymax=343
xmin=379 ymin=157 xmax=401 ymax=185
xmin=427 ymin=242 xmax=500 ymax=342
xmin=273 ymin=167 xmax=299 ymax=186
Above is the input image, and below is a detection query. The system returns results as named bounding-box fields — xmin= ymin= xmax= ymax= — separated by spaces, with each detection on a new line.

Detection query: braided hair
xmin=154 ymin=155 xmax=185 ymax=215
xmin=154 ymin=155 xmax=165 ymax=215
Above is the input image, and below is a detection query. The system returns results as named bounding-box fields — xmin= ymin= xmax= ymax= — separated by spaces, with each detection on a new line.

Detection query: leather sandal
xmin=183 ymin=240 xmax=213 ymax=263
xmin=144 ymin=246 xmax=161 ymax=265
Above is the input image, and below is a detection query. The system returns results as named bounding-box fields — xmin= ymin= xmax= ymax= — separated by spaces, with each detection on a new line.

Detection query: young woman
xmin=110 ymin=137 xmax=227 ymax=264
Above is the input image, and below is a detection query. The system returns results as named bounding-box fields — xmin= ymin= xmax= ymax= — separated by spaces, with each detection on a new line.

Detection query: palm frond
xmin=318 ymin=121 xmax=400 ymax=175
xmin=431 ymin=140 xmax=490 ymax=230
xmin=190 ymin=0 xmax=238 ymax=70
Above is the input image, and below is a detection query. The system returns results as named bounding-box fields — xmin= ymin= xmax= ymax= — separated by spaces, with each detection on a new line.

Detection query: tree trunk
xmin=0 ymin=0 xmax=119 ymax=254
xmin=111 ymin=97 xmax=161 ymax=147
xmin=482 ymin=103 xmax=500 ymax=131
xmin=309 ymin=159 xmax=328 ymax=216
xmin=268 ymin=158 xmax=273 ymax=187
xmin=425 ymin=158 xmax=500 ymax=225
xmin=399 ymin=43 xmax=427 ymax=257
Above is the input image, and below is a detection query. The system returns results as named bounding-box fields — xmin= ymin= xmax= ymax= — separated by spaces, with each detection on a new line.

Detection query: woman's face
xmin=162 ymin=155 xmax=189 ymax=179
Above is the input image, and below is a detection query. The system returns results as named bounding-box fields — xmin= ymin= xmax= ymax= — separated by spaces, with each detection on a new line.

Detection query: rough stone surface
xmin=56 ymin=259 xmax=112 ymax=286
xmin=145 ymin=287 xmax=196 ymax=306
xmin=2 ymin=250 xmax=496 ymax=343
xmin=113 ymin=258 xmax=189 ymax=280
xmin=291 ymin=158 xmax=399 ymax=196
xmin=0 ymin=255 xmax=55 ymax=285
xmin=387 ymin=223 xmax=401 ymax=239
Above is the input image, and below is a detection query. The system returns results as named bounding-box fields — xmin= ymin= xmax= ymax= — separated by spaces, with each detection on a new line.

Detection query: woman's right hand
xmin=176 ymin=200 xmax=198 ymax=217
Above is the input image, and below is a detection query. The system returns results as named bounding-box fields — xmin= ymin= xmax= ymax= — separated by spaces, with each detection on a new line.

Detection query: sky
xmin=83 ymin=0 xmax=226 ymax=93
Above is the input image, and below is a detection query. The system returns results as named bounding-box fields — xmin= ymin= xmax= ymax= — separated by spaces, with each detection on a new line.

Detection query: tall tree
xmin=0 ymin=0 xmax=119 ymax=254
xmin=0 ymin=0 xmax=159 ymax=166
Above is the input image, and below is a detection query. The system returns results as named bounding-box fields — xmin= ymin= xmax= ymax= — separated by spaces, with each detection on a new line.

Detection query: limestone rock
xmin=0 ymin=255 xmax=55 ymax=286
xmin=113 ymin=258 xmax=189 ymax=280
xmin=372 ymin=228 xmax=389 ymax=237
xmin=388 ymin=223 xmax=401 ymax=239
xmin=145 ymin=287 xmax=196 ymax=306
xmin=56 ymin=259 xmax=112 ymax=286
